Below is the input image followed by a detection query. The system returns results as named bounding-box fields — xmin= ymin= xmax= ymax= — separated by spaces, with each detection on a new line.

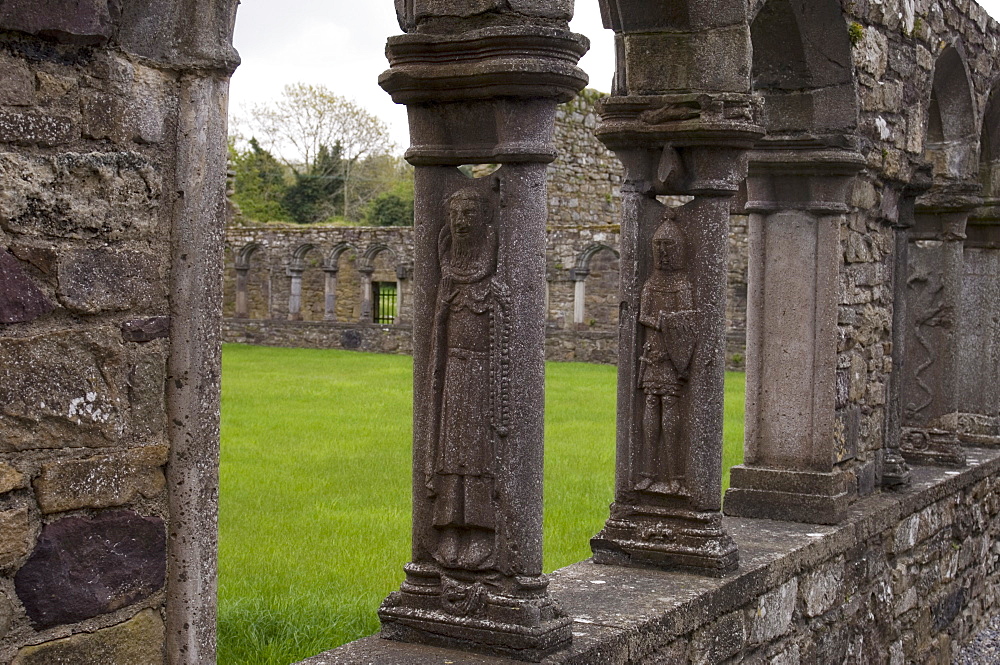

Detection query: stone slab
xmin=57 ymin=247 xmax=163 ymax=313
xmin=0 ymin=250 xmax=54 ymax=324
xmin=0 ymin=505 xmax=32 ymax=569
xmin=34 ymin=444 xmax=169 ymax=513
xmin=0 ymin=329 xmax=125 ymax=451
xmin=14 ymin=510 xmax=165 ymax=628
xmin=0 ymin=0 xmax=119 ymax=46
xmin=0 ymin=152 xmax=161 ymax=241
xmin=11 ymin=609 xmax=164 ymax=665
xmin=0 ymin=462 xmax=26 ymax=494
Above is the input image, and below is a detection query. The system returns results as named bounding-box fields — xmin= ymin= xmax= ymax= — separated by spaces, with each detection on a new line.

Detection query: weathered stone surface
xmin=749 ymin=578 xmax=797 ymax=644
xmin=0 ymin=591 xmax=12 ymax=639
xmin=0 ymin=462 xmax=27 ymax=494
xmin=0 ymin=57 xmax=35 ymax=106
xmin=0 ymin=110 xmax=76 ymax=145
xmin=122 ymin=317 xmax=170 ymax=343
xmin=0 ymin=152 xmax=161 ymax=241
xmin=57 ymin=248 xmax=163 ymax=313
xmin=690 ymin=609 xmax=746 ymax=664
xmin=34 ymin=444 xmax=169 ymax=513
xmin=11 ymin=609 xmax=165 ymax=665
xmin=0 ymin=505 xmax=32 ymax=569
xmin=0 ymin=0 xmax=120 ymax=46
xmin=0 ymin=330 xmax=124 ymax=451
xmin=0 ymin=250 xmax=54 ymax=324
xmin=801 ymin=559 xmax=843 ymax=618
xmin=14 ymin=511 xmax=166 ymax=629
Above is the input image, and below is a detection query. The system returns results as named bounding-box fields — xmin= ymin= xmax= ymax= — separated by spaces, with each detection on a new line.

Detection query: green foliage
xmin=366 ymin=192 xmax=413 ymax=227
xmin=218 ymin=345 xmax=745 ymax=664
xmin=229 ymin=138 xmax=292 ymax=223
xmin=282 ymin=144 xmax=345 ymax=224
xmin=849 ymin=22 xmax=864 ymax=46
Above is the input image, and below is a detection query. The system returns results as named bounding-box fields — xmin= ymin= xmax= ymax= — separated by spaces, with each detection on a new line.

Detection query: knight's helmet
xmin=652 ymin=208 xmax=687 ymax=272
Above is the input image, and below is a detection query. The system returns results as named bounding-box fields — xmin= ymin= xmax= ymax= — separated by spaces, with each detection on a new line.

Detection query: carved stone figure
xmin=635 ymin=210 xmax=696 ymax=495
xmin=427 ymin=187 xmax=511 ymax=573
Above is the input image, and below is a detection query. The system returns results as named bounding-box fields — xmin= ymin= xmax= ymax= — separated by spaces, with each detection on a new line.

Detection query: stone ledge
xmin=299 ymin=446 xmax=1000 ymax=663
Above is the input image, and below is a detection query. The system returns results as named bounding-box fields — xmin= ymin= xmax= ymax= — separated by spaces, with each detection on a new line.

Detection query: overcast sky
xmin=229 ymin=0 xmax=1000 ymax=153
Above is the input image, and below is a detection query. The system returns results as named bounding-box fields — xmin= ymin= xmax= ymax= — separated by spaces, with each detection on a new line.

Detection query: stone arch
xmin=287 ymin=243 xmax=324 ymax=321
xmin=323 ymin=242 xmax=361 ymax=322
xmin=572 ymin=243 xmax=620 ymax=328
xmin=234 ymin=242 xmax=268 ymax=319
xmin=360 ymin=243 xmax=402 ymax=324
xmin=750 ymin=0 xmax=858 ymax=137
xmin=924 ymin=44 xmax=978 ymax=179
xmin=978 ymin=83 xmax=1000 ymax=197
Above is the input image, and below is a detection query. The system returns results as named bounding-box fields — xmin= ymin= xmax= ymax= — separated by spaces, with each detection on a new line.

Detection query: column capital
xmin=596 ymin=94 xmax=763 ymax=196
xmin=744 ymin=147 xmax=865 ymax=214
xmin=913 ymin=183 xmax=981 ymax=241
xmin=380 ymin=26 xmax=587 ymax=165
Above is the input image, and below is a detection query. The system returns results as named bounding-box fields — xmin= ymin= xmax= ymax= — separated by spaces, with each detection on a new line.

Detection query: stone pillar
xmin=723 ymin=149 xmax=864 ymax=525
xmin=589 ymin=0 xmax=761 ymax=575
xmin=897 ymin=189 xmax=978 ymax=466
xmin=286 ymin=264 xmax=304 ymax=321
xmin=882 ymin=178 xmax=926 ymax=489
xmin=235 ymin=267 xmax=250 ymax=319
xmin=377 ymin=2 xmax=587 ymax=660
xmin=395 ymin=263 xmax=410 ymax=325
xmin=323 ymin=266 xmax=338 ymax=321
xmin=358 ymin=265 xmax=374 ymax=324
xmin=571 ymin=268 xmax=588 ymax=325
xmin=958 ymin=209 xmax=1000 ymax=445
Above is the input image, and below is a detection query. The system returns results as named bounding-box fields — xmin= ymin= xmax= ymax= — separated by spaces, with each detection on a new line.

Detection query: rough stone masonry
xmin=1 ymin=0 xmax=1000 ymax=664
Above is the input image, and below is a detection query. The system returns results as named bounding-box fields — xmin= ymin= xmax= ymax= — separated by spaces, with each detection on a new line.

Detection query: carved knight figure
xmin=635 ymin=209 xmax=697 ymax=495
xmin=427 ymin=187 xmax=511 ymax=573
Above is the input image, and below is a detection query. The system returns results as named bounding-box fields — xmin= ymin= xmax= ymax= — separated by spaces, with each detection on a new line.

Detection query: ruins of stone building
xmin=222 ymin=90 xmax=749 ymax=367
xmin=1 ymin=1 xmax=1000 ymax=664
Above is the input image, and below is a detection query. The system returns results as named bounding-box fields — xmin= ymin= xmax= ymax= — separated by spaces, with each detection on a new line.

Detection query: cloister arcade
xmin=0 ymin=0 xmax=999 ymax=663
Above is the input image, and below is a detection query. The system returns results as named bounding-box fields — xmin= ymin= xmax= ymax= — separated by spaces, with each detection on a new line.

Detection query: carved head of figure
xmin=447 ymin=187 xmax=489 ymax=240
xmin=444 ymin=187 xmax=495 ymax=280
xmin=652 ymin=209 xmax=687 ymax=273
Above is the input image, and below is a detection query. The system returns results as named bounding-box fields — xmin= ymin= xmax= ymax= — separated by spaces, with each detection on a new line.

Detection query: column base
xmin=881 ymin=449 xmax=912 ymax=488
xmin=958 ymin=414 xmax=1000 ymax=447
xmin=900 ymin=427 xmax=966 ymax=466
xmin=723 ymin=465 xmax=853 ymax=525
xmin=591 ymin=503 xmax=738 ymax=576
xmin=378 ymin=563 xmax=571 ymax=662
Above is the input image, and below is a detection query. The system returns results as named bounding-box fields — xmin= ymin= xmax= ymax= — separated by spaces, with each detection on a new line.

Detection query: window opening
xmin=373 ymin=281 xmax=397 ymax=324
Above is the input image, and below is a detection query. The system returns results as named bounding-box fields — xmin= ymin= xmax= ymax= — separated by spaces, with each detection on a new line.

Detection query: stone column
xmin=323 ymin=266 xmax=338 ymax=321
xmin=897 ymin=189 xmax=978 ymax=466
xmin=882 ymin=178 xmax=928 ymax=489
xmin=723 ymin=149 xmax=864 ymax=525
xmin=377 ymin=3 xmax=587 ymax=660
xmin=958 ymin=209 xmax=1000 ymax=445
xmin=588 ymin=0 xmax=762 ymax=575
xmin=394 ymin=263 xmax=410 ymax=325
xmin=571 ymin=268 xmax=588 ymax=325
xmin=358 ymin=265 xmax=374 ymax=324
xmin=286 ymin=263 xmax=304 ymax=321
xmin=235 ymin=267 xmax=250 ymax=319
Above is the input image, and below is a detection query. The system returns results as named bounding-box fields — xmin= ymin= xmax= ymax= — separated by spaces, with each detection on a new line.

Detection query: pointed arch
xmin=924 ymin=44 xmax=977 ymax=179
xmin=235 ymin=242 xmax=263 ymax=270
xmin=979 ymin=83 xmax=1000 ymax=198
xmin=750 ymin=0 xmax=858 ymax=138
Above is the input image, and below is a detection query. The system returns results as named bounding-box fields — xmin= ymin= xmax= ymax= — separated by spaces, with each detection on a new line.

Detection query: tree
xmin=282 ymin=144 xmax=345 ymax=224
xmin=240 ymin=83 xmax=397 ymax=220
xmin=229 ymin=137 xmax=291 ymax=222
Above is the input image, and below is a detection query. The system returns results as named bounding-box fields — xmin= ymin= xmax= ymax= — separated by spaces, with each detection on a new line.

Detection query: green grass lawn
xmin=218 ymin=344 xmax=745 ymax=665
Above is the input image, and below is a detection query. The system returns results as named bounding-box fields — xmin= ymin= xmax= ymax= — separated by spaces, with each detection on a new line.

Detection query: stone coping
xmin=297 ymin=446 xmax=1000 ymax=664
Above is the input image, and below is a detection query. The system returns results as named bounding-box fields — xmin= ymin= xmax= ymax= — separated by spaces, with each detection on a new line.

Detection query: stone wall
xmin=0 ymin=2 xmax=236 ymax=663
xmin=307 ymin=447 xmax=1000 ymax=665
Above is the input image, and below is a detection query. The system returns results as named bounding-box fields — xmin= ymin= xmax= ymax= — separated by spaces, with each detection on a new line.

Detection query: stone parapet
xmin=300 ymin=446 xmax=1000 ymax=665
